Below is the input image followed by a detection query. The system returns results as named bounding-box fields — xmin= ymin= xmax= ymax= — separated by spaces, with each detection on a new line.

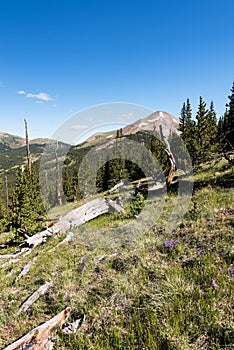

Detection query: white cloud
xmin=36 ymin=100 xmax=43 ymax=104
xmin=26 ymin=92 xmax=53 ymax=102
xmin=17 ymin=90 xmax=53 ymax=102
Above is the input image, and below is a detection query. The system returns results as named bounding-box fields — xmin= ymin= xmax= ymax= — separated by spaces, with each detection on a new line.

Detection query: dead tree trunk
xmin=54 ymin=141 xmax=62 ymax=206
xmin=3 ymin=307 xmax=71 ymax=350
xmin=5 ymin=173 xmax=9 ymax=213
xmin=159 ymin=124 xmax=176 ymax=184
xmin=24 ymin=118 xmax=31 ymax=174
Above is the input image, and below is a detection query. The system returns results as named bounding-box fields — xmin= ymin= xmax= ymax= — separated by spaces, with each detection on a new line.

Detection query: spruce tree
xmin=224 ymin=82 xmax=234 ymax=150
xmin=206 ymin=101 xmax=218 ymax=156
xmin=7 ymin=165 xmax=46 ymax=235
xmin=179 ymin=99 xmax=197 ymax=164
xmin=179 ymin=102 xmax=187 ymax=134
xmin=195 ymin=96 xmax=210 ymax=163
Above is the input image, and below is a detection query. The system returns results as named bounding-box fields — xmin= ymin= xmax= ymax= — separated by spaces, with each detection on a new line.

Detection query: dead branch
xmin=0 ymin=248 xmax=30 ymax=261
xmin=3 ymin=307 xmax=71 ymax=350
xmin=18 ymin=281 xmax=54 ymax=315
xmin=15 ymin=257 xmax=37 ymax=282
xmin=96 ymin=252 xmax=118 ymax=262
xmin=1 ymin=258 xmax=20 ymax=268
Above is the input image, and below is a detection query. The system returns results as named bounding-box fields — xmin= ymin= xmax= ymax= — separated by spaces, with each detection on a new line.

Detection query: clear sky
xmin=0 ymin=0 xmax=234 ymax=139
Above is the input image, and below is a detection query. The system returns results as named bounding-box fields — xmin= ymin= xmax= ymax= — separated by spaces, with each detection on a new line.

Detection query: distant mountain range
xmin=84 ymin=111 xmax=179 ymax=145
xmin=0 ymin=133 xmax=62 ymax=173
xmin=0 ymin=132 xmax=52 ymax=150
xmin=0 ymin=111 xmax=179 ymax=173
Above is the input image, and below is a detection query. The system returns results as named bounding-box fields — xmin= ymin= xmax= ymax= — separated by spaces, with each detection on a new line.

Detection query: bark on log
xmin=18 ymin=281 xmax=53 ymax=314
xmin=3 ymin=307 xmax=71 ymax=350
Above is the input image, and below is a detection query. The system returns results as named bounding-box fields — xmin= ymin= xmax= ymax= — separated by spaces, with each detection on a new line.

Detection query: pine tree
xmin=7 ymin=165 xmax=46 ymax=235
xmin=179 ymin=102 xmax=187 ymax=134
xmin=195 ymin=96 xmax=210 ymax=163
xmin=208 ymin=101 xmax=218 ymax=153
xmin=178 ymin=99 xmax=197 ymax=164
xmin=224 ymin=82 xmax=234 ymax=150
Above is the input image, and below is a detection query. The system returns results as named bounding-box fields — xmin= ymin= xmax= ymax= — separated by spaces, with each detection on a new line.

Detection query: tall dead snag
xmin=24 ymin=118 xmax=31 ymax=174
xmin=5 ymin=173 xmax=9 ymax=212
xmin=3 ymin=307 xmax=71 ymax=350
xmin=54 ymin=141 xmax=62 ymax=206
xmin=159 ymin=124 xmax=176 ymax=185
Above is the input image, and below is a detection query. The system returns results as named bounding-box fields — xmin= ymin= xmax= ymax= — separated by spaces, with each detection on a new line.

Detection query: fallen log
xmin=0 ymin=197 xmax=124 ymax=261
xmin=23 ymin=197 xmax=124 ymax=248
xmin=3 ymin=307 xmax=71 ymax=350
xmin=18 ymin=281 xmax=54 ymax=315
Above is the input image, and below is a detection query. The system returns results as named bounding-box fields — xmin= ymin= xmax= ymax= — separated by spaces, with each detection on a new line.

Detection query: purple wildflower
xmin=81 ymin=263 xmax=86 ymax=274
xmin=163 ymin=240 xmax=179 ymax=248
xmin=229 ymin=267 xmax=234 ymax=277
xmin=218 ymin=267 xmax=222 ymax=273
xmin=212 ymin=279 xmax=217 ymax=288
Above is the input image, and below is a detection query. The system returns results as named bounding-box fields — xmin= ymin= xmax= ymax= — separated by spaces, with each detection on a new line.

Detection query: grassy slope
xmin=0 ymin=160 xmax=233 ymax=349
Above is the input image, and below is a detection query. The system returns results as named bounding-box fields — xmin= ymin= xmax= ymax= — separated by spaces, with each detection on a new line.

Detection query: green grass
xmin=0 ymin=167 xmax=233 ymax=349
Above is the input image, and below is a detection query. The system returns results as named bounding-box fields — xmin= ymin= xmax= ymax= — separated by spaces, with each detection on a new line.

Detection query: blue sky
xmin=0 ymin=0 xmax=234 ymax=139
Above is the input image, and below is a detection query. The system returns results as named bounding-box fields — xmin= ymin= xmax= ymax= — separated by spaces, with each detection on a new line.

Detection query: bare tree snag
xmin=3 ymin=307 xmax=71 ymax=350
xmin=18 ymin=281 xmax=54 ymax=314
xmin=54 ymin=141 xmax=62 ymax=206
xmin=24 ymin=118 xmax=31 ymax=174
xmin=5 ymin=173 xmax=9 ymax=212
xmin=159 ymin=124 xmax=176 ymax=184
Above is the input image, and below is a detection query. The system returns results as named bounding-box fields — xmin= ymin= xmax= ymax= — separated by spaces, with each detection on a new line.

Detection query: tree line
xmin=0 ymin=82 xmax=233 ymax=236
xmin=178 ymin=82 xmax=234 ymax=165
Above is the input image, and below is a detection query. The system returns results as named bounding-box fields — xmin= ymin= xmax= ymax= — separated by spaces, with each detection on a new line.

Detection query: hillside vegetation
xmin=0 ymin=158 xmax=233 ymax=349
xmin=0 ymin=84 xmax=233 ymax=349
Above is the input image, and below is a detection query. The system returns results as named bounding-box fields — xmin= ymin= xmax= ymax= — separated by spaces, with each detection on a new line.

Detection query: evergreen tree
xmin=179 ymin=102 xmax=187 ymax=133
xmin=224 ymin=82 xmax=234 ymax=150
xmin=7 ymin=165 xmax=46 ymax=235
xmin=179 ymin=99 xmax=197 ymax=164
xmin=206 ymin=101 xmax=218 ymax=154
xmin=195 ymin=96 xmax=210 ymax=163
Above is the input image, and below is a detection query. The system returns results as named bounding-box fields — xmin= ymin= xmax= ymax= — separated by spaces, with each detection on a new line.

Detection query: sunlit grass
xmin=0 ymin=162 xmax=233 ymax=349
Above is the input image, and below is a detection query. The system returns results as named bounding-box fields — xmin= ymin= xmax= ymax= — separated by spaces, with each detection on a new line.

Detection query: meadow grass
xmin=0 ymin=170 xmax=233 ymax=349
